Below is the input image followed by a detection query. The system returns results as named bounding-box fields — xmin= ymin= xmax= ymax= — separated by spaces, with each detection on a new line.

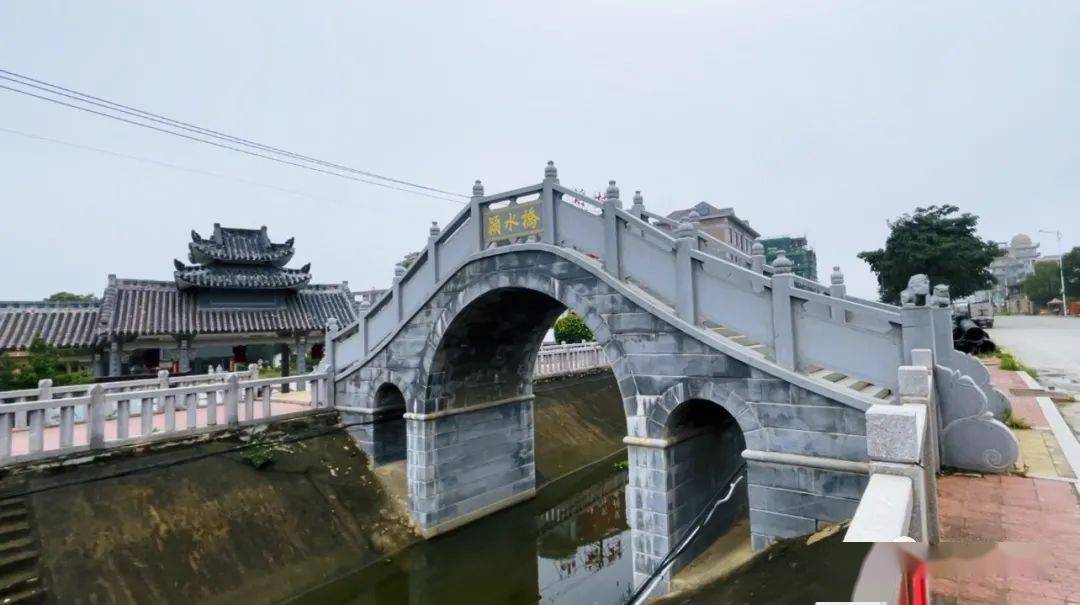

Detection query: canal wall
xmin=0 ymin=415 xmax=417 ymax=605
xmin=0 ymin=372 xmax=630 ymax=603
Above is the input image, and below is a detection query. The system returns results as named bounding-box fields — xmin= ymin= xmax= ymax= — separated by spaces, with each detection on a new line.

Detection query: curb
xmin=1018 ymin=371 xmax=1080 ymax=497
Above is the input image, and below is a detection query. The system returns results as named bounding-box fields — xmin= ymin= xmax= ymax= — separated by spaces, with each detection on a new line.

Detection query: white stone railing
xmin=534 ymin=342 xmax=607 ymax=378
xmin=846 ymin=349 xmax=940 ymax=543
xmin=0 ymin=368 xmax=259 ymax=406
xmin=329 ymin=163 xmax=992 ymax=414
xmin=0 ymin=370 xmax=332 ymax=467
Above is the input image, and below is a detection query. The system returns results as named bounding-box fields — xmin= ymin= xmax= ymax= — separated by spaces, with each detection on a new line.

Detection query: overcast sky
xmin=1 ymin=2 xmax=1077 ymax=301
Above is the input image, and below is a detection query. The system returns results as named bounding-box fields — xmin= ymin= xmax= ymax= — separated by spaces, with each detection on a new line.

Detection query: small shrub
xmin=241 ymin=437 xmax=278 ymax=469
xmin=1001 ymin=409 xmax=1031 ymax=430
xmin=554 ymin=312 xmax=594 ymax=344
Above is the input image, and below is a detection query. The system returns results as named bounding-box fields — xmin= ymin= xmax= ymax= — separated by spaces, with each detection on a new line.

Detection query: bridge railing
xmin=534 ymin=342 xmax=607 ymax=378
xmin=0 ymin=370 xmax=331 ymax=467
xmin=329 ymin=162 xmax=914 ymax=398
xmin=845 ymin=349 xmax=940 ymax=543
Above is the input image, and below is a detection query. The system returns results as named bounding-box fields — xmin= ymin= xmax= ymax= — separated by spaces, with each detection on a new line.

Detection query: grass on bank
xmin=996 ymin=351 xmax=1038 ymax=378
xmin=1001 ymin=408 xmax=1031 ymax=430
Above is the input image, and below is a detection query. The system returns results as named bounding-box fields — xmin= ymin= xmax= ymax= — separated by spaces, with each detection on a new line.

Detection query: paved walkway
xmin=931 ymin=363 xmax=1080 ymax=603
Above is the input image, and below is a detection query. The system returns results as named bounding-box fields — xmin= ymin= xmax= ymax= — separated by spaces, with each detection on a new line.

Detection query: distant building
xmin=759 ymin=236 xmax=818 ymax=281
xmin=665 ymin=202 xmax=759 ymax=255
xmin=0 ymin=224 xmax=355 ymax=378
xmin=989 ymin=233 xmax=1040 ymax=313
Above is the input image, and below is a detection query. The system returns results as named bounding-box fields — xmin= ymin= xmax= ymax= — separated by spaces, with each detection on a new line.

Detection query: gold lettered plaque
xmin=482 ymin=199 xmax=544 ymax=245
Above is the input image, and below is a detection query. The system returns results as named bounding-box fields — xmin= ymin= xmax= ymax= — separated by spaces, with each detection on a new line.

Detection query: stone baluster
xmin=324 ymin=317 xmax=340 ymax=409
xmin=673 ymin=219 xmax=699 ymax=323
xmin=470 ymin=179 xmax=485 ymax=251
xmin=751 ymin=240 xmax=766 ymax=273
xmin=900 ymin=274 xmax=934 ymax=366
xmin=770 ymin=251 xmax=797 ymax=370
xmin=630 ymin=190 xmax=646 ymax=221
xmin=602 ymin=180 xmax=624 ymax=279
xmin=428 ymin=221 xmax=442 ymax=281
xmin=393 ymin=262 xmax=406 ymax=323
xmin=830 ymin=266 xmax=846 ymax=298
xmin=541 ymin=161 xmax=558 ymax=244
xmin=28 ymin=379 xmax=50 ymax=453
xmin=358 ymin=299 xmax=372 ymax=358
xmin=828 ymin=266 xmax=847 ymax=324
xmin=88 ymin=384 xmax=106 ymax=450
xmin=224 ymin=374 xmax=240 ymax=426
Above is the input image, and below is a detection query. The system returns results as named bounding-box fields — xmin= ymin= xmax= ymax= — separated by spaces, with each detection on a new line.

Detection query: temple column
xmin=108 ymin=340 xmax=122 ymax=377
xmin=280 ymin=342 xmax=291 ymax=394
xmin=178 ymin=337 xmax=192 ymax=374
xmin=294 ymin=334 xmax=308 ymax=391
xmin=90 ymin=350 xmax=102 ymax=378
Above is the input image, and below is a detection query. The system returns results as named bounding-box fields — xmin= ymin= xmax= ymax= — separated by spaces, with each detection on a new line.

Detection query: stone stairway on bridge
xmin=0 ymin=490 xmax=45 ymax=604
xmin=621 ymin=270 xmax=895 ymax=403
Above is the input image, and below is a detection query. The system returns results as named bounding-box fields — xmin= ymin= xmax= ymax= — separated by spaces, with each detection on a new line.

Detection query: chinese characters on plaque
xmin=482 ymin=199 xmax=544 ymax=245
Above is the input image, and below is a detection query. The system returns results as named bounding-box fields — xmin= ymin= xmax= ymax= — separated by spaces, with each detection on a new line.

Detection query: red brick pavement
xmin=930 ymin=365 xmax=1080 ymax=603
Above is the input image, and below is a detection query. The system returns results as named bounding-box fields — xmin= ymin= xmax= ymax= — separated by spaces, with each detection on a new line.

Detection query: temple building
xmin=0 ymin=224 xmax=356 ymax=379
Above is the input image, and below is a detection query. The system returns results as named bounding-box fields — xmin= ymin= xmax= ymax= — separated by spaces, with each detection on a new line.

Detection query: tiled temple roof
xmin=0 ymin=301 xmax=101 ymax=350
xmin=173 ymin=261 xmax=312 ymax=291
xmin=188 ymin=225 xmax=294 ymax=266
xmin=99 ymin=278 xmax=355 ymax=338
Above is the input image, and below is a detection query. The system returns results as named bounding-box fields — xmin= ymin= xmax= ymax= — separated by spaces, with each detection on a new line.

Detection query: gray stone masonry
xmin=407 ymin=398 xmax=535 ymax=537
xmin=337 ymin=249 xmax=871 ymax=574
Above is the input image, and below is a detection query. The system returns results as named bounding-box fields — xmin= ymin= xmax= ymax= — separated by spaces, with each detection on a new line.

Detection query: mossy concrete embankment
xmin=0 ymin=370 xmax=629 ymax=604
xmin=0 ymin=415 xmax=416 ymax=604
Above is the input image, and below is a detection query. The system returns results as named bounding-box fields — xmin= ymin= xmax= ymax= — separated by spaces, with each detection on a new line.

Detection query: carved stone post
xmin=358 ymin=299 xmax=371 ymax=358
xmin=470 ymin=179 xmax=485 ymax=251
xmin=900 ymin=275 xmax=934 ymax=366
xmin=427 ymin=221 xmax=441 ymax=282
xmin=630 ymin=190 xmax=646 ymax=221
xmin=770 ymin=251 xmax=797 ymax=370
xmin=88 ymin=384 xmax=106 ymax=450
xmin=393 ymin=262 xmax=406 ymax=324
xmin=751 ymin=240 xmax=766 ymax=273
xmin=829 ymin=266 xmax=846 ymax=298
xmin=540 ymin=161 xmax=558 ymax=245
xmin=324 ymin=317 xmax=340 ymax=409
xmin=674 ymin=219 xmax=698 ymax=323
xmin=602 ymin=180 xmax=623 ymax=280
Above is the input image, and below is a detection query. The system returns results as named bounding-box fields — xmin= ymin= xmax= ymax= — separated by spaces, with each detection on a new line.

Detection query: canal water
xmin=291 ymin=452 xmax=636 ymax=605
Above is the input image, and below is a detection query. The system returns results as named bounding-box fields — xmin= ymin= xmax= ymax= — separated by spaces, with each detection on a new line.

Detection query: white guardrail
xmin=534 ymin=342 xmax=606 ymax=378
xmin=0 ymin=370 xmax=332 ymax=467
xmin=845 ymin=348 xmax=940 ymax=544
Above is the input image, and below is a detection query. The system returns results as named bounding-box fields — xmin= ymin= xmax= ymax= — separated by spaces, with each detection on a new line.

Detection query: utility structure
xmin=324 ymin=162 xmax=1019 ymax=595
xmin=1039 ymin=229 xmax=1069 ymax=316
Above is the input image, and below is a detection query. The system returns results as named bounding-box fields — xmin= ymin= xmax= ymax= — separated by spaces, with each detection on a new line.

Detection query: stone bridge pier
xmin=335 ymin=249 xmax=873 ymax=588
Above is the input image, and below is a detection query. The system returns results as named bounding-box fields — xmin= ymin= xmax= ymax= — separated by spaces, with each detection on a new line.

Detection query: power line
xmin=0 ymin=72 xmax=468 ymax=203
xmin=0 ymin=69 xmax=468 ymax=199
xmin=0 ymin=125 xmax=462 ymax=206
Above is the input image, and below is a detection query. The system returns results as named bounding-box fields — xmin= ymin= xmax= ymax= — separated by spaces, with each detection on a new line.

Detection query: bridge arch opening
xmin=413 ymin=286 xmax=628 ymax=537
xmin=659 ymin=398 xmax=749 ymax=570
xmin=373 ymin=382 xmax=406 ymax=411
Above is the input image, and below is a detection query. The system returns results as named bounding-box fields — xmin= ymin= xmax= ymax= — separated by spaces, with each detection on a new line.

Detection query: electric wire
xmin=0 ymin=81 xmax=465 ymax=205
xmin=0 ymin=126 xmax=454 ymax=207
xmin=0 ymin=69 xmax=468 ymax=199
xmin=625 ymin=462 xmax=748 ymax=605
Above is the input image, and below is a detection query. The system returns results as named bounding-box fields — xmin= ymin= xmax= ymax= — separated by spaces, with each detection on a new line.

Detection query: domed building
xmin=990 ymin=233 xmax=1041 ymax=313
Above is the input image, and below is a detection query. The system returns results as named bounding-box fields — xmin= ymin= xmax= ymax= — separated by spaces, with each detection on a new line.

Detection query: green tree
xmin=1024 ymin=262 xmax=1065 ymax=308
xmin=45 ymin=292 xmax=95 ymax=302
xmin=1063 ymin=246 xmax=1080 ymax=300
xmin=858 ymin=205 xmax=1000 ymax=304
xmin=553 ymin=312 xmax=594 ymax=344
xmin=0 ymin=338 xmax=94 ymax=390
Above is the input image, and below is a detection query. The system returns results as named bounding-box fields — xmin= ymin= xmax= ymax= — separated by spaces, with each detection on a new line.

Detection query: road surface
xmin=989 ymin=315 xmax=1080 ymax=385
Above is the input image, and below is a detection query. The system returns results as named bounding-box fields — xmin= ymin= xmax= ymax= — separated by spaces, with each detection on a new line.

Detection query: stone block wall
xmin=407 ymin=398 xmax=535 ymax=537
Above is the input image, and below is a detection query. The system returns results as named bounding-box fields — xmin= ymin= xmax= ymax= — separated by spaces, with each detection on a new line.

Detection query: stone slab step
xmin=0 ymin=586 xmax=45 ymax=605
xmin=0 ymin=570 xmax=42 ymax=604
xmin=0 ymin=523 xmax=30 ymax=541
xmin=0 ymin=550 xmax=38 ymax=572
xmin=0 ymin=510 xmax=26 ymax=524
xmin=0 ymin=538 xmax=34 ymax=558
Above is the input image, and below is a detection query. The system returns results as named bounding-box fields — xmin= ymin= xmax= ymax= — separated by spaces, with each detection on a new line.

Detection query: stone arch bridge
xmin=327 ymin=162 xmax=1017 ymax=587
